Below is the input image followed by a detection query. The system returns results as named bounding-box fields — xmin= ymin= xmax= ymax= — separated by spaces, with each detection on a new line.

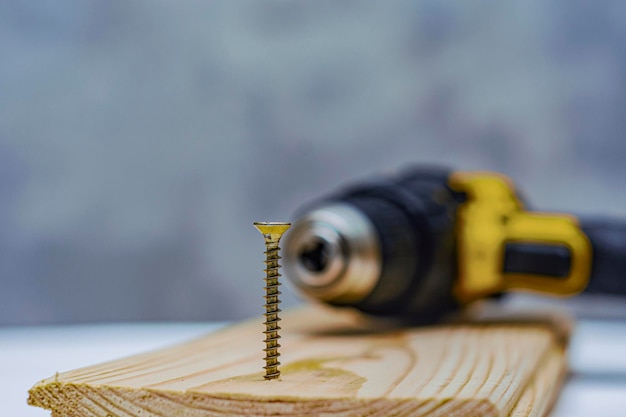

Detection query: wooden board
xmin=28 ymin=304 xmax=570 ymax=417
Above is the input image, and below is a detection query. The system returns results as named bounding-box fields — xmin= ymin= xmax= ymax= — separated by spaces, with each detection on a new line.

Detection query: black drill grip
xmin=582 ymin=218 xmax=626 ymax=296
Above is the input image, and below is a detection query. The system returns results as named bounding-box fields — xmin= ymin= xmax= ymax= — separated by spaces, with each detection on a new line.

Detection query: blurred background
xmin=1 ymin=0 xmax=626 ymax=325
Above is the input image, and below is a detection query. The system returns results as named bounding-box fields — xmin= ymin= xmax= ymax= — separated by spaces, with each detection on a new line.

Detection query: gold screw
xmin=253 ymin=221 xmax=291 ymax=380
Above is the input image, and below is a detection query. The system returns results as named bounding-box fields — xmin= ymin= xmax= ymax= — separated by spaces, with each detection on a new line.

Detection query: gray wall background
xmin=1 ymin=1 xmax=625 ymax=325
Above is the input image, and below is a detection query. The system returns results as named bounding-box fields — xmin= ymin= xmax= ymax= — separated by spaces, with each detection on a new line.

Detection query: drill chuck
xmin=284 ymin=167 xmax=462 ymax=322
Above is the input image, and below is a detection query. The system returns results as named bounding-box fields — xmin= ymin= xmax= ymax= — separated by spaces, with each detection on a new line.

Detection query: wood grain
xmin=28 ymin=305 xmax=569 ymax=417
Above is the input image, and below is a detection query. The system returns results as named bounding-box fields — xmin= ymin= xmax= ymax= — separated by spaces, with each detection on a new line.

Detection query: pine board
xmin=28 ymin=305 xmax=569 ymax=417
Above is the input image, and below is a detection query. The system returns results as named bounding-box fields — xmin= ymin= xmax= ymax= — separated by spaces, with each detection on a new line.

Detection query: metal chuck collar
xmin=282 ymin=203 xmax=381 ymax=305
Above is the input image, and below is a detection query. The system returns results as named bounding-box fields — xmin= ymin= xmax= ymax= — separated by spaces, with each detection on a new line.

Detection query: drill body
xmin=283 ymin=166 xmax=626 ymax=323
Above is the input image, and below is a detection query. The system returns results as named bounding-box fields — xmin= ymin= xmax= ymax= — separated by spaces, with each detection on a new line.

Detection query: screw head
xmin=254 ymin=222 xmax=291 ymax=238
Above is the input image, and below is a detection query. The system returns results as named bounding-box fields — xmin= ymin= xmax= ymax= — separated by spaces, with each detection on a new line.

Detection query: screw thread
xmin=263 ymin=240 xmax=282 ymax=379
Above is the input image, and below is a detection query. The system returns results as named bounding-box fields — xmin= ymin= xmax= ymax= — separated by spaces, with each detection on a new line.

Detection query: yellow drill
xmin=282 ymin=166 xmax=626 ymax=323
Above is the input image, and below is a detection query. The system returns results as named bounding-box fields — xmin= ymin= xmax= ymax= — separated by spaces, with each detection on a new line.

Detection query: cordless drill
xmin=282 ymin=166 xmax=626 ymax=323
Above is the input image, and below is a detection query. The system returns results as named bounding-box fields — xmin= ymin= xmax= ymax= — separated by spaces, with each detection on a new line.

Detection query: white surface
xmin=2 ymin=320 xmax=626 ymax=417
xmin=552 ymin=320 xmax=626 ymax=417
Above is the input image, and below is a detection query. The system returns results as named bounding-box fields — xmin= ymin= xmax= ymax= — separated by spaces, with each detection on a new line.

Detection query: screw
xmin=253 ymin=221 xmax=291 ymax=380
